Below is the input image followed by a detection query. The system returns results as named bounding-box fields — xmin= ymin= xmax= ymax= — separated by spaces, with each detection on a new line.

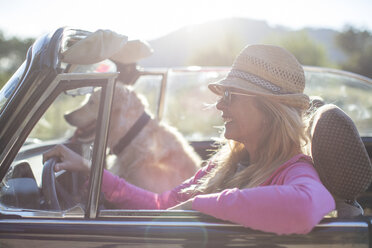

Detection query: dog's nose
xmin=64 ymin=113 xmax=73 ymax=124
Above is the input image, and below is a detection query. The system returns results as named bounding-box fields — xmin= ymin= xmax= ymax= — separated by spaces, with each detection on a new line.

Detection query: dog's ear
xmin=113 ymin=84 xmax=128 ymax=100
xmin=111 ymin=85 xmax=131 ymax=111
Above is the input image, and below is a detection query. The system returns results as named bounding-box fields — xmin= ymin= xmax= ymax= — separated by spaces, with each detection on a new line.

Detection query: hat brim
xmin=209 ymin=77 xmax=310 ymax=110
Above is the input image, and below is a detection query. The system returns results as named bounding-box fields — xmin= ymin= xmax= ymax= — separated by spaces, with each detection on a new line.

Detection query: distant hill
xmin=140 ymin=18 xmax=345 ymax=67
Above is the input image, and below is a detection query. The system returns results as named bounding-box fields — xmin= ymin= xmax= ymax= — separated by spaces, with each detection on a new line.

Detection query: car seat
xmin=310 ymin=103 xmax=372 ymax=218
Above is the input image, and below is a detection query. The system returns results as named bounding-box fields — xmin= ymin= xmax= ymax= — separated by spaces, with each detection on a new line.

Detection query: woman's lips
xmin=222 ymin=115 xmax=233 ymax=124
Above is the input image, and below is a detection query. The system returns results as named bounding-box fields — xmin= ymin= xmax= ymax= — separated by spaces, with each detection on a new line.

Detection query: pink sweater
xmin=101 ymin=154 xmax=335 ymax=235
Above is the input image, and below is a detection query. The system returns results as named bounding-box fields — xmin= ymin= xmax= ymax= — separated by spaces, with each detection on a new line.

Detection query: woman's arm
xmin=190 ymin=163 xmax=335 ymax=235
xmin=101 ymin=163 xmax=212 ymax=209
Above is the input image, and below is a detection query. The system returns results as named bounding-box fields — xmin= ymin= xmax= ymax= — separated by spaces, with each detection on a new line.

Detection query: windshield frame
xmin=0 ymin=62 xmax=28 ymax=114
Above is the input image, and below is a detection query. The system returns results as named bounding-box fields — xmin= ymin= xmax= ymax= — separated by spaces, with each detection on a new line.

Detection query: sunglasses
xmin=220 ymin=89 xmax=256 ymax=105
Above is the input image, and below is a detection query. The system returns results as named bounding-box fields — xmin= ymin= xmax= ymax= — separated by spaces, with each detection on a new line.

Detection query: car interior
xmin=0 ymin=27 xmax=371 ymax=223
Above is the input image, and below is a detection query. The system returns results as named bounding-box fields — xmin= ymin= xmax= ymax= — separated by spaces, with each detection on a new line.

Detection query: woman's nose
xmin=216 ymin=98 xmax=226 ymax=110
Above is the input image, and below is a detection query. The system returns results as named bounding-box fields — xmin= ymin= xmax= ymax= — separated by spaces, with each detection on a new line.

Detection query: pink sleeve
xmin=100 ymin=163 xmax=212 ymax=209
xmin=191 ymin=163 xmax=335 ymax=235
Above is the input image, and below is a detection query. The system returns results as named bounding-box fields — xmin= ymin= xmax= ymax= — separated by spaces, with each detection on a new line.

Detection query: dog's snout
xmin=64 ymin=113 xmax=73 ymax=124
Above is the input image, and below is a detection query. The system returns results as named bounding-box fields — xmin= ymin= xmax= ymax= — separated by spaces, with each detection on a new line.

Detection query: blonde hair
xmin=183 ymin=96 xmax=310 ymax=195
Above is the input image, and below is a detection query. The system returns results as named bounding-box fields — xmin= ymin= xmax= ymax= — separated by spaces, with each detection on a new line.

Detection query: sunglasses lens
xmin=223 ymin=90 xmax=230 ymax=105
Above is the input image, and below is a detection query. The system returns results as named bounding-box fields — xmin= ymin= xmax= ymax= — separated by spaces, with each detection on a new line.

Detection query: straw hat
xmin=208 ymin=44 xmax=310 ymax=109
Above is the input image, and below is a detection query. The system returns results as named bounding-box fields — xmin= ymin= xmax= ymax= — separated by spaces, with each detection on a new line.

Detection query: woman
xmin=43 ymin=44 xmax=335 ymax=235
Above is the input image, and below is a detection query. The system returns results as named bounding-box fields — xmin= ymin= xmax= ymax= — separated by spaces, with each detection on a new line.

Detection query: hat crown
xmin=233 ymin=44 xmax=305 ymax=94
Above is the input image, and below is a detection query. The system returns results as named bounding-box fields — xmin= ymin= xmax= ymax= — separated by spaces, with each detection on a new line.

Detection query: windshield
xmin=0 ymin=61 xmax=26 ymax=113
xmin=156 ymin=67 xmax=372 ymax=139
xmin=304 ymin=68 xmax=372 ymax=136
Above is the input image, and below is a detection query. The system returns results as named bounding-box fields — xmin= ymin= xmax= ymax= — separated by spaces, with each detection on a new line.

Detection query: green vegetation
xmin=0 ymin=31 xmax=34 ymax=88
xmin=185 ymin=26 xmax=371 ymax=79
xmin=265 ymin=30 xmax=335 ymax=67
xmin=335 ymin=26 xmax=372 ymax=78
xmin=29 ymin=93 xmax=87 ymax=141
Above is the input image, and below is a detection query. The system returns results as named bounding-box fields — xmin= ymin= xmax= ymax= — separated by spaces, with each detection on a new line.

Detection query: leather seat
xmin=310 ymin=103 xmax=372 ymax=218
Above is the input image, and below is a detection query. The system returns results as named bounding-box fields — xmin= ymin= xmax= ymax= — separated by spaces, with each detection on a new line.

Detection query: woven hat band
xmin=229 ymin=69 xmax=285 ymax=95
xmin=234 ymin=54 xmax=305 ymax=94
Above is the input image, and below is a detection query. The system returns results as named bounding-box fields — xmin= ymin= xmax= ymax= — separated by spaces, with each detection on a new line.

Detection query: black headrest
xmin=311 ymin=104 xmax=372 ymax=200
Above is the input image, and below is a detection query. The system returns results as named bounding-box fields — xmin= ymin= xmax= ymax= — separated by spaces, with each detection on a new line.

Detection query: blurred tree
xmin=335 ymin=26 xmax=372 ymax=78
xmin=0 ymin=31 xmax=34 ymax=88
xmin=187 ymin=30 xmax=245 ymax=66
xmin=266 ymin=30 xmax=334 ymax=67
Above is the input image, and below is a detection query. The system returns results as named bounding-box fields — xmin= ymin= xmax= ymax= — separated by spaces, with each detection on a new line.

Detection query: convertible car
xmin=0 ymin=27 xmax=371 ymax=247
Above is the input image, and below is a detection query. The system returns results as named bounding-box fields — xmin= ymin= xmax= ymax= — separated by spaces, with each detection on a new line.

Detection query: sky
xmin=0 ymin=0 xmax=371 ymax=40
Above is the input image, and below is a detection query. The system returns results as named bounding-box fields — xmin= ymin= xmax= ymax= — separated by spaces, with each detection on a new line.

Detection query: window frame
xmin=0 ymin=72 xmax=118 ymax=219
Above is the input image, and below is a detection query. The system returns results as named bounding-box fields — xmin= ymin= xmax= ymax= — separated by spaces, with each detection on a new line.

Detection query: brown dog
xmin=64 ymin=84 xmax=201 ymax=193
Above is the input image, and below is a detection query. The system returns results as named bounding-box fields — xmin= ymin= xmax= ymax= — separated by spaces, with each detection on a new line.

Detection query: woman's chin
xmin=223 ymin=129 xmax=236 ymax=141
xmin=224 ymin=128 xmax=243 ymax=143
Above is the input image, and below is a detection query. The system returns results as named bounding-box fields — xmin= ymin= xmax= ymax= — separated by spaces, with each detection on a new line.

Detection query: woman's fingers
xmin=42 ymin=144 xmax=64 ymax=163
xmin=42 ymin=145 xmax=90 ymax=173
xmin=54 ymin=162 xmax=67 ymax=172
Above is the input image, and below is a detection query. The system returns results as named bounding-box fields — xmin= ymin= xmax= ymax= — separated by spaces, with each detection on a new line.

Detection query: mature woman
xmin=43 ymin=44 xmax=335 ymax=235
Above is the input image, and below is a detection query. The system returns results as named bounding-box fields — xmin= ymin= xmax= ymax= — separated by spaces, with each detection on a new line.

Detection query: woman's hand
xmin=43 ymin=144 xmax=90 ymax=173
xmin=168 ymin=199 xmax=194 ymax=210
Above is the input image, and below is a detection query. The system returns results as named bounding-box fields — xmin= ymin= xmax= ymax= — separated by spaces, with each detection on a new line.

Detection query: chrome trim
xmin=0 ymin=218 xmax=368 ymax=229
xmin=316 ymin=222 xmax=369 ymax=228
xmin=143 ymin=65 xmax=372 ymax=84
xmin=137 ymin=70 xmax=168 ymax=120
xmin=86 ymin=75 xmax=117 ymax=219
xmin=157 ymin=70 xmax=168 ymax=120
xmin=0 ymin=204 xmax=85 ymax=218
xmin=303 ymin=66 xmax=372 ymax=85
xmin=99 ymin=209 xmax=201 ymax=218
xmin=59 ymin=72 xmax=119 ymax=80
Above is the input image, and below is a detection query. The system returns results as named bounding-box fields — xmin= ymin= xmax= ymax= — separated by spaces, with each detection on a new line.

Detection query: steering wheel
xmin=42 ymin=158 xmax=80 ymax=210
